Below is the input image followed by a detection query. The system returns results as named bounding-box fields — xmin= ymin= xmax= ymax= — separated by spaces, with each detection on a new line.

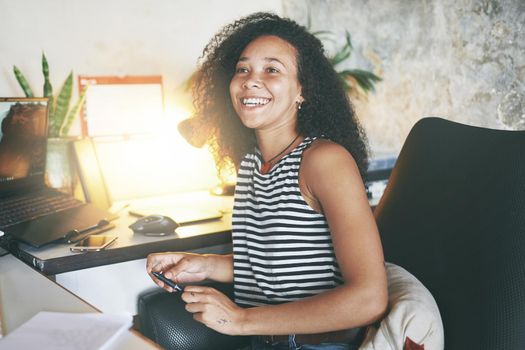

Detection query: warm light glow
xmin=218 ymin=159 xmax=237 ymax=185
xmin=92 ymin=106 xmax=220 ymax=201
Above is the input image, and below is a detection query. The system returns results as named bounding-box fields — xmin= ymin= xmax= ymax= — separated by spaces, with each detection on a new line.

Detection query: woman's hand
xmin=182 ymin=285 xmax=246 ymax=335
xmin=146 ymin=252 xmax=211 ymax=292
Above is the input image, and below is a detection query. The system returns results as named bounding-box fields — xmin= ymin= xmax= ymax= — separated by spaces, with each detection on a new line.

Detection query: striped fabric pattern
xmin=232 ymin=137 xmax=343 ymax=307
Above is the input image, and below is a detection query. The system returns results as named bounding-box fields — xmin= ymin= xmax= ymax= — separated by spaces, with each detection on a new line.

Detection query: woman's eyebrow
xmin=237 ymin=56 xmax=286 ymax=66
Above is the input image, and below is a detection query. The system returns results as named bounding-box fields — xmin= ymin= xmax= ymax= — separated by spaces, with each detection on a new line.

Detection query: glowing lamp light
xmin=177 ymin=116 xmax=237 ymax=196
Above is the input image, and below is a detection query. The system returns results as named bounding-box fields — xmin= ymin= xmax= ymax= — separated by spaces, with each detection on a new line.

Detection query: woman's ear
xmin=296 ymin=97 xmax=304 ymax=110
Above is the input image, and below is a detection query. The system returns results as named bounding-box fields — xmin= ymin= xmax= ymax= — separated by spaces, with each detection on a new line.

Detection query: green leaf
xmin=50 ymin=72 xmax=73 ymax=137
xmin=42 ymin=52 xmax=54 ymax=123
xmin=329 ymin=31 xmax=354 ymax=67
xmin=311 ymin=30 xmax=334 ymax=37
xmin=313 ymin=30 xmax=336 ymax=44
xmin=42 ymin=52 xmax=53 ymax=98
xmin=60 ymin=83 xmax=88 ymax=136
xmin=330 ymin=44 xmax=351 ymax=66
xmin=338 ymin=74 xmax=351 ymax=92
xmin=339 ymin=69 xmax=382 ymax=93
xmin=344 ymin=30 xmax=353 ymax=52
xmin=13 ymin=66 xmax=34 ymax=97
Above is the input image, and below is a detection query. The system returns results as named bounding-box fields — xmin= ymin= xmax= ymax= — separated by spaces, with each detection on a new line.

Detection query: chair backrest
xmin=374 ymin=117 xmax=525 ymax=350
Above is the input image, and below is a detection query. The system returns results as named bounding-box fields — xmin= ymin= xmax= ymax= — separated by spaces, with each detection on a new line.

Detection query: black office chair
xmin=138 ymin=283 xmax=250 ymax=350
xmin=375 ymin=117 xmax=525 ymax=349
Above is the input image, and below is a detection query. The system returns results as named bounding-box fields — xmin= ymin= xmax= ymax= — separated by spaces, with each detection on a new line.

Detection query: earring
xmin=297 ymin=101 xmax=303 ymax=110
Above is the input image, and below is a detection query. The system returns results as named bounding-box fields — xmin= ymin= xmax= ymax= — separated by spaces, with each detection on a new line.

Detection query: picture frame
xmin=78 ymin=76 xmax=164 ymax=137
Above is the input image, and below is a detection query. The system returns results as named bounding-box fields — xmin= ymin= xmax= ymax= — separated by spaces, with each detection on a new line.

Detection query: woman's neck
xmin=256 ymin=128 xmax=303 ymax=163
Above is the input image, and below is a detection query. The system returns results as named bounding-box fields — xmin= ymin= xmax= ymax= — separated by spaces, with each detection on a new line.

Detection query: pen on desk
xmin=68 ymin=223 xmax=116 ymax=244
xmin=66 ymin=219 xmax=111 ymax=244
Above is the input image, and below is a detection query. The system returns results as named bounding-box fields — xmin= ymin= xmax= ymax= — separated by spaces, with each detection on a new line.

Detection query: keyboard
xmin=0 ymin=191 xmax=83 ymax=228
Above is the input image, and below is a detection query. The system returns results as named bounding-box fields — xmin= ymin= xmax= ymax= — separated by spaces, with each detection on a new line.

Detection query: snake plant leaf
xmin=339 ymin=69 xmax=382 ymax=92
xmin=42 ymin=52 xmax=55 ymax=126
xmin=42 ymin=53 xmax=53 ymax=100
xmin=13 ymin=66 xmax=34 ymax=97
xmin=60 ymin=84 xmax=88 ymax=137
xmin=50 ymin=72 xmax=73 ymax=137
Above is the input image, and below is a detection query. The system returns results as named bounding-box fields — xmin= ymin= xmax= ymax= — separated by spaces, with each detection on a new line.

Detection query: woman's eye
xmin=266 ymin=67 xmax=279 ymax=73
xmin=235 ymin=67 xmax=248 ymax=74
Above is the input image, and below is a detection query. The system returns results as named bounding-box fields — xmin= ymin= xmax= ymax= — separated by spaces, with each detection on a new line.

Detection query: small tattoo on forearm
xmin=217 ymin=318 xmax=230 ymax=325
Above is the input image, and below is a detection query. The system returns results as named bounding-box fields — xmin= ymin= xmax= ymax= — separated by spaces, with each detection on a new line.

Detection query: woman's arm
xmin=183 ymin=141 xmax=388 ymax=335
xmin=201 ymin=253 xmax=234 ymax=282
xmin=147 ymin=252 xmax=234 ymax=290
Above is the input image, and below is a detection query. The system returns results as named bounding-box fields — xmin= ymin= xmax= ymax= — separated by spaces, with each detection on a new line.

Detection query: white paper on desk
xmin=0 ymin=311 xmax=132 ymax=350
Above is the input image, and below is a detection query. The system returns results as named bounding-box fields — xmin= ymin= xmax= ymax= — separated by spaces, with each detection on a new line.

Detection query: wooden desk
xmin=0 ymin=254 xmax=159 ymax=349
xmin=12 ymin=191 xmax=234 ymax=275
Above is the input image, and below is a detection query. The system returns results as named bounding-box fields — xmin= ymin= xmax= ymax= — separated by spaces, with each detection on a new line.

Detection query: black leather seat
xmin=138 ymin=117 xmax=525 ymax=350
xmin=138 ymin=283 xmax=250 ymax=350
xmin=375 ymin=117 xmax=525 ymax=349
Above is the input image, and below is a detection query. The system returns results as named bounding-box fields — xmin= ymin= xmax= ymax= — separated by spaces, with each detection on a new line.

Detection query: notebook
xmin=0 ymin=97 xmax=116 ymax=248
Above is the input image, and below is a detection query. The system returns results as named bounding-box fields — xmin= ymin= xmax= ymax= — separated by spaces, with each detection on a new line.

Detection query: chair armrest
xmin=137 ymin=282 xmax=250 ymax=350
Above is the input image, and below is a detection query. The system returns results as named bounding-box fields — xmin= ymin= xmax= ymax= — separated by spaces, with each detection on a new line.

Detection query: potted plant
xmin=13 ymin=53 xmax=88 ymax=193
xmin=13 ymin=53 xmax=87 ymax=138
xmin=305 ymin=11 xmax=382 ymax=98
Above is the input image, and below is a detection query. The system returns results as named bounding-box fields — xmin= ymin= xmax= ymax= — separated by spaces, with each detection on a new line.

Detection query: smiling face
xmin=229 ymin=35 xmax=304 ymax=132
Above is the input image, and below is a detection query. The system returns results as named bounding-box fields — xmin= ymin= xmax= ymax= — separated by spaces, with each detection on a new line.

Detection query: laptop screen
xmin=0 ymin=98 xmax=49 ymax=196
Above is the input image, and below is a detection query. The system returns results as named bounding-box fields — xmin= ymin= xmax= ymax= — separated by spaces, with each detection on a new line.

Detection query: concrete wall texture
xmin=283 ymin=0 xmax=524 ymax=154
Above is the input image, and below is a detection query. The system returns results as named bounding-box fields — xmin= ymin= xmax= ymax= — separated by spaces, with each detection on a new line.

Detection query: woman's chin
xmin=237 ymin=112 xmax=266 ymax=129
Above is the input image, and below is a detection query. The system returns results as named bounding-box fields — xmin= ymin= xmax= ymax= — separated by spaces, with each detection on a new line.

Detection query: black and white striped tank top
xmin=232 ymin=136 xmax=343 ymax=307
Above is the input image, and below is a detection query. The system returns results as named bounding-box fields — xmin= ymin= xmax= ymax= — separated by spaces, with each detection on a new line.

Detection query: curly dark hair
xmin=190 ymin=12 xmax=369 ymax=179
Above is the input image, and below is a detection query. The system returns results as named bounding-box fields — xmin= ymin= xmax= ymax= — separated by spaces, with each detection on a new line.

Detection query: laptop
xmin=0 ymin=97 xmax=116 ymax=248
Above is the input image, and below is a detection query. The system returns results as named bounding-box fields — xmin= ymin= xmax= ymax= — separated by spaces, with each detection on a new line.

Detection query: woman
xmin=147 ymin=12 xmax=387 ymax=350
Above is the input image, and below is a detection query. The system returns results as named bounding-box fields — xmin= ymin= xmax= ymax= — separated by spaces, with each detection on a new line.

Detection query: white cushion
xmin=359 ymin=263 xmax=444 ymax=350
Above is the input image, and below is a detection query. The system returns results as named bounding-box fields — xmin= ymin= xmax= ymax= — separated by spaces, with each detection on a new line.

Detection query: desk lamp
xmin=178 ymin=118 xmax=235 ymax=196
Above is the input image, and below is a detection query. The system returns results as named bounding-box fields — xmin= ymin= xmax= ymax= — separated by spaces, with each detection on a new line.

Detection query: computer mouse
xmin=129 ymin=215 xmax=178 ymax=235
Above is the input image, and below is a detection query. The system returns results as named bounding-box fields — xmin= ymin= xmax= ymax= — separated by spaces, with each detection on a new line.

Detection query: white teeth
xmin=242 ymin=97 xmax=270 ymax=106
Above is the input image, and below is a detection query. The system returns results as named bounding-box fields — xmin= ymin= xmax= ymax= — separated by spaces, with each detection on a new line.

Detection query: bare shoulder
xmin=300 ymin=138 xmax=367 ymax=210
xmin=302 ymin=139 xmax=359 ymax=174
